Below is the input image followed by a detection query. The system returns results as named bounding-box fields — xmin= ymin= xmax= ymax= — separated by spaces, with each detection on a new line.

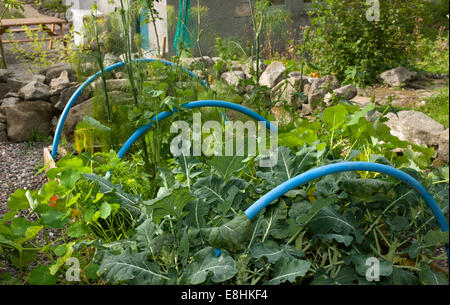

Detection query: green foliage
xmin=308 ymin=0 xmax=424 ymax=85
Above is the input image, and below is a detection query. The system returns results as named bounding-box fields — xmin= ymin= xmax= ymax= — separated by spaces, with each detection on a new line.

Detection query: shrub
xmin=307 ymin=0 xmax=424 ymax=85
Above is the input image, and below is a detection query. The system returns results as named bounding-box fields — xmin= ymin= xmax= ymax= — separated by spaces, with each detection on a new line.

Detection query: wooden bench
xmin=0 ymin=17 xmax=66 ymax=68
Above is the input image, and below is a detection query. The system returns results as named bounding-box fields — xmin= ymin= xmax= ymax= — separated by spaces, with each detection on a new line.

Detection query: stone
xmin=62 ymin=99 xmax=94 ymax=141
xmin=0 ymin=97 xmax=22 ymax=107
xmin=43 ymin=62 xmax=75 ymax=84
xmin=221 ymin=71 xmax=246 ymax=88
xmin=307 ymin=75 xmax=340 ymax=107
xmin=270 ymin=105 xmax=293 ymax=126
xmin=0 ymin=69 xmax=11 ymax=83
xmin=195 ymin=56 xmax=214 ymax=68
xmin=271 ymin=79 xmax=302 ymax=108
xmin=350 ymin=96 xmax=372 ymax=108
xmin=91 ymin=79 xmax=131 ymax=91
xmin=259 ymin=62 xmax=286 ymax=88
xmin=379 ymin=67 xmax=418 ymax=87
xmin=0 ymin=112 xmax=6 ymax=123
xmin=115 ymin=72 xmax=125 ymax=79
xmin=7 ymin=77 xmax=28 ymax=90
xmin=19 ymin=81 xmax=51 ymax=101
xmin=49 ymin=70 xmax=72 ymax=95
xmin=437 ymin=129 xmax=449 ymax=163
xmin=300 ymin=103 xmax=312 ymax=116
xmin=324 ymin=84 xmax=358 ymax=105
xmin=103 ymin=53 xmax=122 ymax=68
xmin=4 ymin=101 xmax=57 ymax=142
xmin=0 ymin=130 xmax=6 ymax=142
xmin=230 ymin=61 xmax=243 ymax=71
xmin=0 ymin=122 xmax=5 ymax=131
xmin=384 ymin=111 xmax=445 ymax=147
xmin=63 ymin=91 xmax=133 ymax=141
xmin=288 ymin=72 xmax=311 ymax=88
xmin=4 ymin=92 xmax=20 ymax=98
xmin=55 ymin=85 xmax=91 ymax=111
xmin=32 ymin=74 xmax=46 ymax=83
xmin=333 ymin=84 xmax=358 ymax=100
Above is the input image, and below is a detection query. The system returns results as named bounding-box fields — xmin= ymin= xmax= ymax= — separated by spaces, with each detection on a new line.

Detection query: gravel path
xmin=0 ymin=141 xmax=49 ymax=218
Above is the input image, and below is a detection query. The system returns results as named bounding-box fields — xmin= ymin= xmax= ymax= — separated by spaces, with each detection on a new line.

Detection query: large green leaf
xmin=322 ymin=104 xmax=348 ymax=130
xmin=66 ymin=223 xmax=90 ymax=238
xmin=391 ymin=268 xmax=420 ymax=285
xmin=419 ymin=268 xmax=449 ymax=285
xmin=98 ymin=249 xmax=168 ymax=284
xmin=173 ymin=155 xmax=203 ymax=190
xmin=82 ymin=173 xmax=141 ymax=217
xmin=135 ymin=219 xmax=174 ymax=254
xmin=423 ymin=230 xmax=449 ymax=248
xmin=265 ymin=257 xmax=311 ymax=285
xmin=202 ymin=212 xmax=254 ymax=252
xmin=144 ymin=189 xmax=193 ymax=224
xmin=309 ymin=204 xmax=357 ymax=236
xmin=192 ymin=175 xmax=245 ymax=214
xmin=315 ymin=234 xmax=354 ymax=246
xmin=206 ymin=156 xmax=246 ymax=182
xmin=251 ymin=240 xmax=287 ymax=263
xmin=185 ymin=199 xmax=210 ymax=228
xmin=185 ymin=247 xmax=238 ymax=284
xmin=40 ymin=209 xmax=70 ymax=229
xmin=256 ymin=146 xmax=317 ymax=189
xmin=348 ymin=254 xmax=393 ymax=278
xmin=7 ymin=189 xmax=29 ymax=211
xmin=340 ymin=177 xmax=395 ymax=199
xmin=297 ymin=196 xmax=337 ymax=226
xmin=135 ymin=219 xmax=157 ymax=252
xmin=28 ymin=266 xmax=57 ymax=285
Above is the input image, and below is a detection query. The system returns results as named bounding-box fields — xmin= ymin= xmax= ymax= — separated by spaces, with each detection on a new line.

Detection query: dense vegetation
xmin=0 ymin=0 xmax=448 ymax=285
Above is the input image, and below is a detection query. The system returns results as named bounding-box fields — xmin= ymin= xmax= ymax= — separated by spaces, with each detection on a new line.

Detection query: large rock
xmin=4 ymin=101 xmax=57 ymax=142
xmin=91 ymin=79 xmax=131 ymax=92
xmin=49 ymin=70 xmax=72 ymax=95
xmin=270 ymin=104 xmax=293 ymax=126
xmin=103 ymin=53 xmax=122 ymax=68
xmin=307 ymin=75 xmax=340 ymax=107
xmin=259 ymin=62 xmax=286 ymax=88
xmin=63 ymin=91 xmax=133 ymax=141
xmin=324 ymin=84 xmax=358 ymax=104
xmin=384 ymin=111 xmax=445 ymax=147
xmin=62 ymin=98 xmax=94 ymax=141
xmin=221 ymin=71 xmax=246 ymax=88
xmin=32 ymin=74 xmax=46 ymax=83
xmin=437 ymin=129 xmax=449 ymax=163
xmin=180 ymin=56 xmax=214 ymax=69
xmin=55 ymin=85 xmax=91 ymax=111
xmin=19 ymin=81 xmax=51 ymax=101
xmin=271 ymin=76 xmax=309 ymax=108
xmin=0 ymin=97 xmax=22 ymax=107
xmin=379 ymin=67 xmax=418 ymax=87
xmin=42 ymin=62 xmax=75 ymax=84
xmin=0 ymin=69 xmax=11 ymax=83
xmin=333 ymin=84 xmax=358 ymax=100
xmin=0 ymin=130 xmax=7 ymax=142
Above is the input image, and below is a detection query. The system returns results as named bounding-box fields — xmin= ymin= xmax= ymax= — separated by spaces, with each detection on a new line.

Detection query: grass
xmin=42 ymin=0 xmax=67 ymax=13
xmin=416 ymin=87 xmax=449 ymax=128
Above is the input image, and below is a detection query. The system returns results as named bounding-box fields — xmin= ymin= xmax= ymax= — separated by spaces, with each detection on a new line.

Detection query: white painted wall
xmin=149 ymin=0 xmax=169 ymax=55
xmin=65 ymin=0 xmax=169 ymax=56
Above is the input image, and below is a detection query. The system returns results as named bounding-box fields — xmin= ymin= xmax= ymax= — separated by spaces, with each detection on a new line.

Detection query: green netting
xmin=173 ymin=0 xmax=196 ymax=55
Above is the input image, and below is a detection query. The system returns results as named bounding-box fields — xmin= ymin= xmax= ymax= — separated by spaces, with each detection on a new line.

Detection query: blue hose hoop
xmin=244 ymin=161 xmax=449 ymax=261
xmin=117 ymin=100 xmax=278 ymax=159
xmin=51 ymin=58 xmax=208 ymax=159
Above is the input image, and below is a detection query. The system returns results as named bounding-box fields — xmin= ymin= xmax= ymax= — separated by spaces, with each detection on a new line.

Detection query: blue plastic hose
xmin=244 ymin=161 xmax=449 ymax=261
xmin=117 ymin=100 xmax=277 ymax=159
xmin=51 ymin=58 xmax=208 ymax=159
